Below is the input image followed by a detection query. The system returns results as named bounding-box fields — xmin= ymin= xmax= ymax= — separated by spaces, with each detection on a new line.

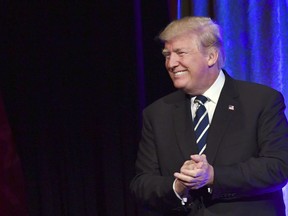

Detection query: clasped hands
xmin=174 ymin=154 xmax=214 ymax=195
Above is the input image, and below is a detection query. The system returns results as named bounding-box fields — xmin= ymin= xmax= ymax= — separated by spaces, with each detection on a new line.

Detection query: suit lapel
xmin=173 ymin=93 xmax=198 ymax=160
xmin=206 ymin=72 xmax=239 ymax=164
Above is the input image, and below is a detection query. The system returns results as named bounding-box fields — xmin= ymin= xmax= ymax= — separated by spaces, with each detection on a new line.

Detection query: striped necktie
xmin=193 ymin=95 xmax=209 ymax=155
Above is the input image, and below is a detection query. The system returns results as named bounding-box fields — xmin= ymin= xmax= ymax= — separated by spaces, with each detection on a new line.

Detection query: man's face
xmin=162 ymin=33 xmax=216 ymax=95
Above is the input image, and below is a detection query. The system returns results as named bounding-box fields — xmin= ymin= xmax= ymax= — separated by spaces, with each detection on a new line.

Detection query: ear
xmin=207 ymin=48 xmax=219 ymax=67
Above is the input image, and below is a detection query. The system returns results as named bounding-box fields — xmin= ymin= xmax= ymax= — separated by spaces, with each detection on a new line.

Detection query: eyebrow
xmin=162 ymin=48 xmax=188 ymax=53
xmin=162 ymin=49 xmax=169 ymax=55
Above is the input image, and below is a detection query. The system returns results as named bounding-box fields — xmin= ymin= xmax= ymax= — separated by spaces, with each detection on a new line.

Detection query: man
xmin=130 ymin=17 xmax=288 ymax=215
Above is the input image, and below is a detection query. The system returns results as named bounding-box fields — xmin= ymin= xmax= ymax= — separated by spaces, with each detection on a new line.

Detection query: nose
xmin=166 ymin=53 xmax=179 ymax=70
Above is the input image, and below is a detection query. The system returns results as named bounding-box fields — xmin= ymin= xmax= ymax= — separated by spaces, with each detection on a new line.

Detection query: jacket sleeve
xmin=130 ymin=109 xmax=185 ymax=213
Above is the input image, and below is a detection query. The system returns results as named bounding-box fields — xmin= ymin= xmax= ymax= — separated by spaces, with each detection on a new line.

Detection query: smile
xmin=174 ymin=71 xmax=187 ymax=76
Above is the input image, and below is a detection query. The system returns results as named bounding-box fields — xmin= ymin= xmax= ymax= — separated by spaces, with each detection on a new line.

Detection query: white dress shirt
xmin=191 ymin=70 xmax=225 ymax=123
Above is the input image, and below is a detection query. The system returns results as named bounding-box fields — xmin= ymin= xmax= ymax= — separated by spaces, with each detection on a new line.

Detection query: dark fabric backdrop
xmin=1 ymin=1 xmax=174 ymax=216
xmin=1 ymin=1 xmax=287 ymax=216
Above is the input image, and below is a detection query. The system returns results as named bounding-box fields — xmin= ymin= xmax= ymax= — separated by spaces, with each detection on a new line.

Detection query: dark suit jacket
xmin=130 ymin=72 xmax=288 ymax=216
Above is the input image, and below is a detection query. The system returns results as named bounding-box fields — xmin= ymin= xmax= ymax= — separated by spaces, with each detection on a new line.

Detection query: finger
xmin=182 ymin=163 xmax=203 ymax=176
xmin=183 ymin=160 xmax=196 ymax=167
xmin=174 ymin=172 xmax=197 ymax=184
xmin=195 ymin=161 xmax=204 ymax=169
xmin=180 ymin=167 xmax=203 ymax=178
xmin=181 ymin=164 xmax=197 ymax=173
xmin=180 ymin=178 xmax=205 ymax=189
xmin=191 ymin=154 xmax=206 ymax=162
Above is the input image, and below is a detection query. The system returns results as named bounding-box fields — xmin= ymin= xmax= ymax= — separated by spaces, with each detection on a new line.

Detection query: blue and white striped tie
xmin=193 ymin=95 xmax=209 ymax=155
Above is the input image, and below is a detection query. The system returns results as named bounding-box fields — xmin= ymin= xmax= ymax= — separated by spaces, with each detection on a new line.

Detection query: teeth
xmin=175 ymin=71 xmax=186 ymax=76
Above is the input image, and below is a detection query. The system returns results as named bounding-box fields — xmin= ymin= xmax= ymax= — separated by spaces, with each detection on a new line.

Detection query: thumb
xmin=191 ymin=154 xmax=207 ymax=162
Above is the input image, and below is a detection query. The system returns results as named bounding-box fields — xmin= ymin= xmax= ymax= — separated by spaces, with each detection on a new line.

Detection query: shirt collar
xmin=202 ymin=69 xmax=225 ymax=104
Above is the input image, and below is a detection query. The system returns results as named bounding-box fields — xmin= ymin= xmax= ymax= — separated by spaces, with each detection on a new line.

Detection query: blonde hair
xmin=159 ymin=16 xmax=225 ymax=68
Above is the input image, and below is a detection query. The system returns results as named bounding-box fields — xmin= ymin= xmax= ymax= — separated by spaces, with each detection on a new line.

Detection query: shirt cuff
xmin=172 ymin=179 xmax=188 ymax=205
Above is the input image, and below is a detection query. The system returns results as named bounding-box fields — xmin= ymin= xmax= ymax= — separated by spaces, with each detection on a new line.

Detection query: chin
xmin=173 ymin=81 xmax=187 ymax=90
xmin=173 ymin=83 xmax=183 ymax=89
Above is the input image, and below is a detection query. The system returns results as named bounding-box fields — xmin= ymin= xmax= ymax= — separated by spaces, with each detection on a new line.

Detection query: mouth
xmin=173 ymin=70 xmax=187 ymax=77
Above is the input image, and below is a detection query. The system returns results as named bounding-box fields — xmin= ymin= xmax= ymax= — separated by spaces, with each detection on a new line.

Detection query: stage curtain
xmin=176 ymin=0 xmax=288 ymax=214
xmin=1 ymin=1 xmax=171 ymax=216
xmin=0 ymin=93 xmax=28 ymax=215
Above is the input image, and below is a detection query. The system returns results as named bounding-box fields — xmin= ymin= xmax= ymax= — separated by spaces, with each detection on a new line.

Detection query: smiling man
xmin=162 ymin=32 xmax=219 ymax=96
xmin=130 ymin=17 xmax=288 ymax=216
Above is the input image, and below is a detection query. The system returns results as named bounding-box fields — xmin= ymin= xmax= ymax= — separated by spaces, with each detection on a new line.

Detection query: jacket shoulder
xmin=144 ymin=90 xmax=186 ymax=112
xmin=234 ymin=79 xmax=282 ymax=99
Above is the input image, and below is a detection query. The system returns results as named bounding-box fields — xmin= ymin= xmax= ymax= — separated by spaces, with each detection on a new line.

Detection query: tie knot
xmin=195 ymin=95 xmax=208 ymax=105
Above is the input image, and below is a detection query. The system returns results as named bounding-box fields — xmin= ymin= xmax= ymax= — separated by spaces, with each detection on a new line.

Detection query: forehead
xmin=164 ymin=33 xmax=198 ymax=51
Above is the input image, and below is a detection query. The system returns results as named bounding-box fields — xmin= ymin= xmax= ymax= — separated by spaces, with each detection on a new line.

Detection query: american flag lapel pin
xmin=228 ymin=105 xmax=235 ymax=110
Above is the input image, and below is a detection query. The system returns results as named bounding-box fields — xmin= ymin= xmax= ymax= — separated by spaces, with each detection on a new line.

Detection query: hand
xmin=174 ymin=160 xmax=197 ymax=195
xmin=174 ymin=154 xmax=214 ymax=190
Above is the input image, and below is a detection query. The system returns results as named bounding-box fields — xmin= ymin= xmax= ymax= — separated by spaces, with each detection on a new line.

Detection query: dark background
xmin=1 ymin=1 xmax=175 ymax=216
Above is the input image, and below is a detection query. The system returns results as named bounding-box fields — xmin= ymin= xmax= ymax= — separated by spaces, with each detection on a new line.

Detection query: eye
xmin=162 ymin=52 xmax=170 ymax=59
xmin=176 ymin=51 xmax=186 ymax=57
